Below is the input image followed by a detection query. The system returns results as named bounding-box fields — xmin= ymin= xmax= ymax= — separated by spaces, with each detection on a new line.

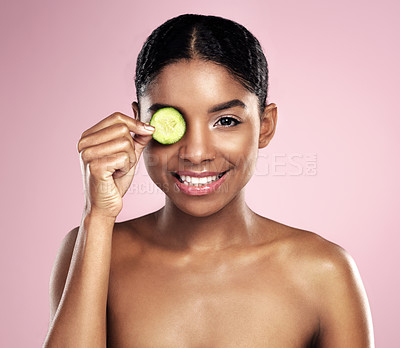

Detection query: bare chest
xmin=106 ymin=251 xmax=319 ymax=348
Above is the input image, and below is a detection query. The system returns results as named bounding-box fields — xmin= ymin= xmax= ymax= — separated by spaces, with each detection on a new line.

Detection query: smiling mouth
xmin=172 ymin=170 xmax=229 ymax=187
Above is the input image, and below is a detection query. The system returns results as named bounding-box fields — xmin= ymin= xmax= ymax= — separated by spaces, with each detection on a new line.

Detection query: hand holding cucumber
xmin=77 ymin=112 xmax=155 ymax=218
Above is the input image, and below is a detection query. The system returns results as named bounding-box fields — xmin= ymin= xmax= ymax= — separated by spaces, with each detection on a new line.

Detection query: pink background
xmin=1 ymin=0 xmax=399 ymax=346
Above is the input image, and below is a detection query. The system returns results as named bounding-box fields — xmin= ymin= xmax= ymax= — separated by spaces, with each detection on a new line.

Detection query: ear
xmin=131 ymin=101 xmax=140 ymax=121
xmin=258 ymin=103 xmax=277 ymax=149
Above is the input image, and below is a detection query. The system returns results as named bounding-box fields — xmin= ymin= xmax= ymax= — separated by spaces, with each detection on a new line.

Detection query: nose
xmin=178 ymin=123 xmax=216 ymax=164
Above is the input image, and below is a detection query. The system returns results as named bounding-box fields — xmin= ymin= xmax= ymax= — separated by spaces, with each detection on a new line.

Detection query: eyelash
xmin=214 ymin=116 xmax=242 ymax=127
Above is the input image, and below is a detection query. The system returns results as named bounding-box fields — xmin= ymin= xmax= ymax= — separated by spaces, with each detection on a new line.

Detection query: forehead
xmin=139 ymin=59 xmax=258 ymax=119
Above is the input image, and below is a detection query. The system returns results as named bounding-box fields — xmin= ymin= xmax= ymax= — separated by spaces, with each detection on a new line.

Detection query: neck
xmin=153 ymin=191 xmax=260 ymax=253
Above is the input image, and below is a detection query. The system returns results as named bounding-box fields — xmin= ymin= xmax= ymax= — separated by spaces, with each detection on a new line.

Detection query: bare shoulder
xmin=268 ymin=220 xmax=366 ymax=297
xmin=264 ymin=219 xmax=356 ymax=277
xmin=265 ymin=219 xmax=374 ymax=347
xmin=293 ymin=226 xmax=364 ymax=294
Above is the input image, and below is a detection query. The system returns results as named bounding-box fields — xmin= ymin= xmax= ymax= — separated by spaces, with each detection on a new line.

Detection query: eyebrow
xmin=208 ymin=99 xmax=246 ymax=113
xmin=147 ymin=99 xmax=246 ymax=114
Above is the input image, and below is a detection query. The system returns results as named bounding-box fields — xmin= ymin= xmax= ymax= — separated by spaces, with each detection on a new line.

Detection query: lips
xmin=171 ymin=170 xmax=230 ymax=195
xmin=173 ymin=170 xmax=227 ymax=185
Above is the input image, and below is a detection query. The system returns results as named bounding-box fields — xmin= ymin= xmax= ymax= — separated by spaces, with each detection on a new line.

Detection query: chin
xmin=168 ymin=195 xmax=229 ymax=218
xmin=175 ymin=204 xmax=222 ymax=218
xmin=167 ymin=186 xmax=245 ymax=218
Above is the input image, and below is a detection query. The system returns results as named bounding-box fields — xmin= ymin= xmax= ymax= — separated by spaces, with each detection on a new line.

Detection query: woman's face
xmin=137 ymin=59 xmax=274 ymax=217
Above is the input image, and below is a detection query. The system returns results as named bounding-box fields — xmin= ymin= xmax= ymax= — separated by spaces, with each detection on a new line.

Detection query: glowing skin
xmin=137 ymin=59 xmax=272 ymax=218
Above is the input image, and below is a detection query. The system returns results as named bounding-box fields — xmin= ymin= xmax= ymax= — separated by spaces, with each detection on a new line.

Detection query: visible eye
xmin=214 ymin=116 xmax=242 ymax=127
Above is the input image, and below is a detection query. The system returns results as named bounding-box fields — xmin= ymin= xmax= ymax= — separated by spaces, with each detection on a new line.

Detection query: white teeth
xmin=191 ymin=177 xmax=200 ymax=185
xmin=180 ymin=174 xmax=221 ymax=187
xmin=199 ymin=177 xmax=207 ymax=184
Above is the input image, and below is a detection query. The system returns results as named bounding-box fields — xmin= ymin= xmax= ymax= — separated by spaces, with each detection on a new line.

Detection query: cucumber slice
xmin=149 ymin=107 xmax=186 ymax=144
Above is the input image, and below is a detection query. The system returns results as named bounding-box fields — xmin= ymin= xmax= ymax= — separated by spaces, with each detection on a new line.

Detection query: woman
xmin=44 ymin=14 xmax=374 ymax=347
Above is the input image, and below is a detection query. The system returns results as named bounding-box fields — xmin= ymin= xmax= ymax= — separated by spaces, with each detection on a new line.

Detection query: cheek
xmin=143 ymin=144 xmax=164 ymax=182
xmin=219 ymin=127 xmax=259 ymax=169
xmin=143 ymin=143 xmax=176 ymax=182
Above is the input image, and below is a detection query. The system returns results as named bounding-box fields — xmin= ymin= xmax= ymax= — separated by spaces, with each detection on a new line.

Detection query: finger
xmin=80 ymin=137 xmax=136 ymax=169
xmin=89 ymin=151 xmax=136 ymax=181
xmin=78 ymin=123 xmax=137 ymax=152
xmin=81 ymin=112 xmax=154 ymax=138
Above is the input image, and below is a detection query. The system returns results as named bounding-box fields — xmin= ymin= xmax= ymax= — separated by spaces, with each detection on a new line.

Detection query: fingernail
xmin=144 ymin=124 xmax=155 ymax=131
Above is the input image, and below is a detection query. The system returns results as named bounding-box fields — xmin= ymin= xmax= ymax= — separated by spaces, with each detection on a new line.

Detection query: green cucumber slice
xmin=149 ymin=107 xmax=186 ymax=144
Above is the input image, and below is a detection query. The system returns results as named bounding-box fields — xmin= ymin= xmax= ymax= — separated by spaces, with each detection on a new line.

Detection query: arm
xmin=316 ymin=248 xmax=374 ymax=347
xmin=43 ymin=212 xmax=115 ymax=347
xmin=43 ymin=112 xmax=155 ymax=347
